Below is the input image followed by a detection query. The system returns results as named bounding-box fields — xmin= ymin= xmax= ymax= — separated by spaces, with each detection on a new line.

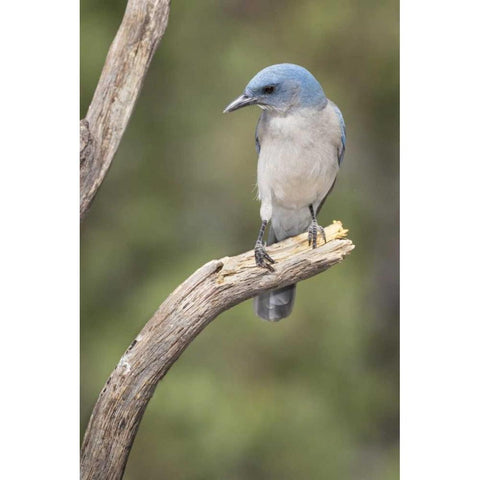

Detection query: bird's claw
xmin=255 ymin=241 xmax=275 ymax=272
xmin=308 ymin=220 xmax=326 ymax=249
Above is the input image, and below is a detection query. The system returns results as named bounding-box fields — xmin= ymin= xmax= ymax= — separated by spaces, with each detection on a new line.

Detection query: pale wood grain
xmin=80 ymin=0 xmax=171 ymax=220
xmin=80 ymin=221 xmax=354 ymax=480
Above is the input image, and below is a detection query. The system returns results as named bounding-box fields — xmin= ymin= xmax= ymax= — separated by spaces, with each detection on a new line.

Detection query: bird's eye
xmin=263 ymin=85 xmax=275 ymax=94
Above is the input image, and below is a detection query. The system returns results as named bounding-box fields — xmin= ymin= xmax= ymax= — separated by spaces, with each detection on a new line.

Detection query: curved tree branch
xmin=80 ymin=221 xmax=354 ymax=480
xmin=80 ymin=0 xmax=171 ymax=220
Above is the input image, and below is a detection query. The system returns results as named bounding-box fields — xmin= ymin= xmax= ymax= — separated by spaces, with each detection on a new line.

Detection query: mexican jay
xmin=223 ymin=63 xmax=346 ymax=321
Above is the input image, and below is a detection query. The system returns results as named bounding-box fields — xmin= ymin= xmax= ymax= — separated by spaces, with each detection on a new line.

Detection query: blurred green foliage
xmin=81 ymin=0 xmax=399 ymax=478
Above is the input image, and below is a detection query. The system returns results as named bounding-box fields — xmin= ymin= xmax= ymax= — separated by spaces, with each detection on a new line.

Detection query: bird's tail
xmin=254 ymin=284 xmax=296 ymax=321
xmin=254 ymin=226 xmax=296 ymax=321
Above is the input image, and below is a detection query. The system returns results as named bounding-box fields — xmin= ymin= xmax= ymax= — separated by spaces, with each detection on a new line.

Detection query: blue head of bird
xmin=223 ymin=63 xmax=327 ymax=115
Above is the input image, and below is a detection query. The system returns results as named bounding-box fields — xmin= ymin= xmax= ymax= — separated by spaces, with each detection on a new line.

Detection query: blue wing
xmin=332 ymin=103 xmax=346 ymax=166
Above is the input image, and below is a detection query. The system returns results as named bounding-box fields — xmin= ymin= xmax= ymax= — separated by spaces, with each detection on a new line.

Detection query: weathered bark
xmin=80 ymin=0 xmax=171 ymax=220
xmin=80 ymin=221 xmax=354 ymax=480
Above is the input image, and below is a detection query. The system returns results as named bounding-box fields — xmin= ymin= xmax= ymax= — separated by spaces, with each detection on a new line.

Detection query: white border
xmin=401 ymin=0 xmax=480 ymax=478
xmin=1 ymin=2 xmax=79 ymax=478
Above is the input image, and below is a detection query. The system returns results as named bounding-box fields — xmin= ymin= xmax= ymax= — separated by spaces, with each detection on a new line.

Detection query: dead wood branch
xmin=80 ymin=0 xmax=171 ymax=220
xmin=80 ymin=221 xmax=354 ymax=480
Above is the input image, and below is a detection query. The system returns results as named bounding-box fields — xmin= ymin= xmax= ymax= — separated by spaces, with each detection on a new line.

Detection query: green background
xmin=81 ymin=1 xmax=399 ymax=478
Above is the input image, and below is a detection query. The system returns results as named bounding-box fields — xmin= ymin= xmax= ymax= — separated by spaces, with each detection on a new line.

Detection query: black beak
xmin=223 ymin=94 xmax=258 ymax=113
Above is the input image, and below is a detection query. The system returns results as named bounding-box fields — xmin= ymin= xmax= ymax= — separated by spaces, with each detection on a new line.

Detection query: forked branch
xmin=80 ymin=221 xmax=354 ymax=480
xmin=80 ymin=0 xmax=171 ymax=220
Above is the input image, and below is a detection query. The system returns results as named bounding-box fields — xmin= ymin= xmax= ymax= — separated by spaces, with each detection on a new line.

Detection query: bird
xmin=223 ymin=63 xmax=346 ymax=321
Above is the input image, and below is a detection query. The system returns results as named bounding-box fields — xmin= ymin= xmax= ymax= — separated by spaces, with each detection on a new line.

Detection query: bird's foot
xmin=308 ymin=220 xmax=326 ymax=249
xmin=254 ymin=241 xmax=275 ymax=272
